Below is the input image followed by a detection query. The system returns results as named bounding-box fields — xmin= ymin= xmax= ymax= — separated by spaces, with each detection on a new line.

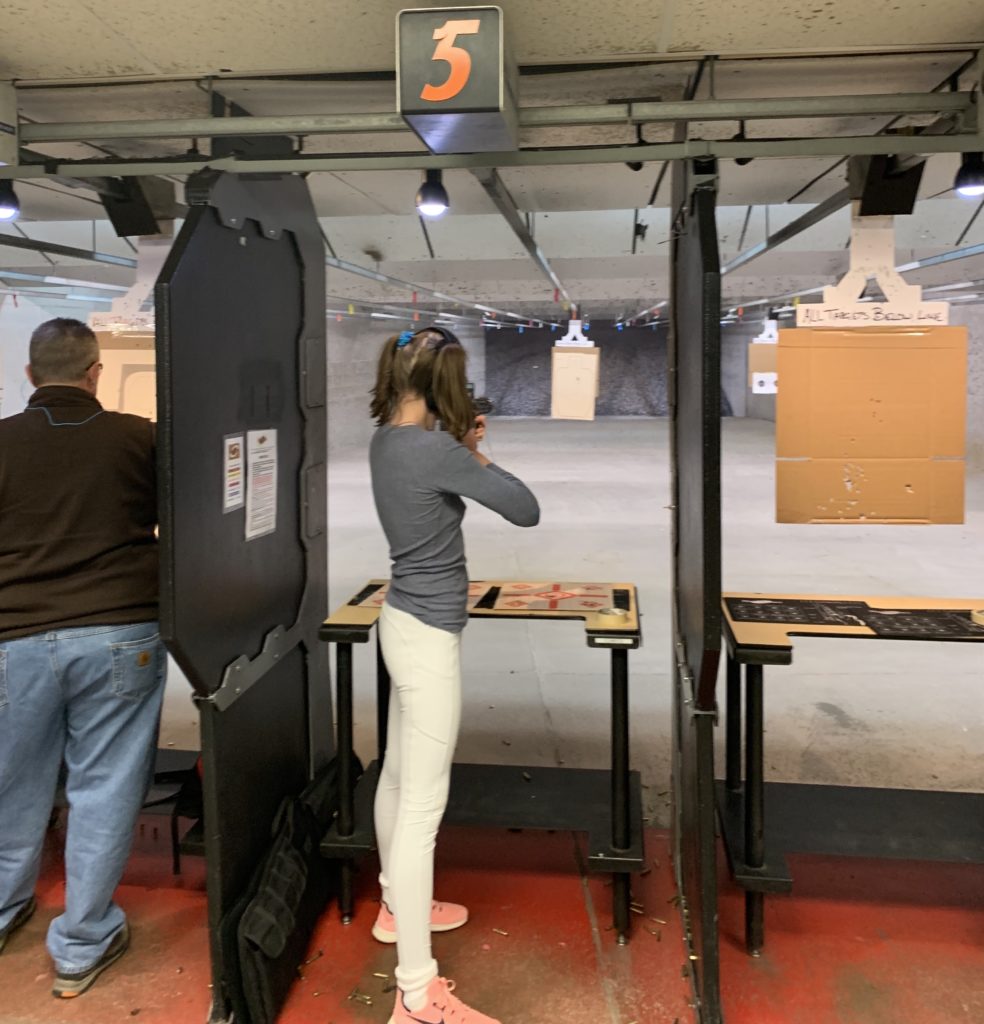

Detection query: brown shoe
xmin=52 ymin=923 xmax=130 ymax=998
xmin=0 ymin=896 xmax=36 ymax=953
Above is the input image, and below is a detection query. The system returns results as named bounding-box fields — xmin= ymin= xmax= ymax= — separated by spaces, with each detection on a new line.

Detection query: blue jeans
xmin=0 ymin=622 xmax=166 ymax=972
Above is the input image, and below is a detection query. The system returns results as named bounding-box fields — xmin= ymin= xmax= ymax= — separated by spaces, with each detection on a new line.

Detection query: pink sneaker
xmin=388 ymin=976 xmax=499 ymax=1024
xmin=372 ymin=900 xmax=469 ymax=944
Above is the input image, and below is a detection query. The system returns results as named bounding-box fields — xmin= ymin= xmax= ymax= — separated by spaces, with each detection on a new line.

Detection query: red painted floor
xmin=718 ymin=852 xmax=984 ymax=1024
xmin=3 ymin=814 xmax=984 ymax=1023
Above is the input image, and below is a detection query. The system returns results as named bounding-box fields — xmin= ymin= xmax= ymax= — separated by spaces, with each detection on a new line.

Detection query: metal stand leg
xmin=376 ymin=635 xmax=390 ymax=765
xmin=336 ymin=642 xmax=355 ymax=924
xmin=744 ymin=664 xmax=764 ymax=956
xmin=170 ymin=810 xmax=181 ymax=876
xmin=611 ymin=648 xmax=631 ymax=943
xmin=726 ymin=656 xmax=742 ymax=793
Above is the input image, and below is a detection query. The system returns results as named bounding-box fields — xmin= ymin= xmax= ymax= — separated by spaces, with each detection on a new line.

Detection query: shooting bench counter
xmin=719 ymin=592 xmax=984 ymax=956
xmin=319 ymin=579 xmax=645 ymax=941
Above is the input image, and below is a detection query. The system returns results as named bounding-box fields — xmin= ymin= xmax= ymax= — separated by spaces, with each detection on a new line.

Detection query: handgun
xmin=472 ymin=396 xmax=494 ymax=420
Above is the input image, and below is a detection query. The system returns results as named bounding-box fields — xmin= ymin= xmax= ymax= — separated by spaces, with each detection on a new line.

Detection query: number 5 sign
xmin=420 ymin=19 xmax=481 ymax=102
xmin=398 ymin=6 xmax=518 ymax=154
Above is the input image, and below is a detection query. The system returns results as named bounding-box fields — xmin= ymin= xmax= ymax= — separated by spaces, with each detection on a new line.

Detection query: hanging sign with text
xmin=796 ymin=301 xmax=950 ymax=328
xmin=397 ymin=6 xmax=518 ymax=153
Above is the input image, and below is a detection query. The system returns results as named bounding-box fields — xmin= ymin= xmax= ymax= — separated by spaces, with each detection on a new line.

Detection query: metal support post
xmin=0 ymin=82 xmax=17 ymax=167
xmin=744 ymin=664 xmax=765 ymax=955
xmin=611 ymin=647 xmax=631 ymax=942
xmin=336 ymin=642 xmax=355 ymax=922
xmin=726 ymin=656 xmax=742 ymax=792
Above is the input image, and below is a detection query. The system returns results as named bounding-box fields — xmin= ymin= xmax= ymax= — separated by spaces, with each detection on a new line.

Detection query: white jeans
xmin=374 ymin=602 xmax=462 ymax=1003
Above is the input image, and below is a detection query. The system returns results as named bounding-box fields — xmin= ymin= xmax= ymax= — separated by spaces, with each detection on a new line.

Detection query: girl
xmin=368 ymin=326 xmax=540 ymax=1024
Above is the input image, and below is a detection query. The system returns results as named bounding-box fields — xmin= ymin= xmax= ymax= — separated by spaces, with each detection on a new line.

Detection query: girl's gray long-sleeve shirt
xmin=369 ymin=424 xmax=540 ymax=633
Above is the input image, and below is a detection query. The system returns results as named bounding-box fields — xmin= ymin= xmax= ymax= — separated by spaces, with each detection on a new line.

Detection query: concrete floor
xmin=6 ymin=817 xmax=984 ymax=1024
xmin=159 ymin=416 xmax=984 ymax=822
xmin=9 ymin=416 xmax=984 ymax=1024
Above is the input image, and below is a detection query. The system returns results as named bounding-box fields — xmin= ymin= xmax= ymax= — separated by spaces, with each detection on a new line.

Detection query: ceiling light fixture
xmin=0 ymin=180 xmax=20 ymax=221
xmin=732 ymin=121 xmax=754 ymax=167
xmin=415 ymin=169 xmax=450 ymax=218
xmin=954 ymin=152 xmax=984 ymax=197
xmin=625 ymin=124 xmax=647 ymax=172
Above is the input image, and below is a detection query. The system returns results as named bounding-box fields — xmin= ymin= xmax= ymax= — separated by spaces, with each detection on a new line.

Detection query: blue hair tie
xmin=396 ymin=330 xmax=415 ymax=348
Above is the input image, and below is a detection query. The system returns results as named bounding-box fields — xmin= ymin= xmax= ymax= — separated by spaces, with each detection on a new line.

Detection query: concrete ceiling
xmin=1 ymin=0 xmax=981 ymax=81
xmin=1 ymin=1 xmax=982 ymax=320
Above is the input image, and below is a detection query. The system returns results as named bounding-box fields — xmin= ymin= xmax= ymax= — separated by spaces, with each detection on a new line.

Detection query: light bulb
xmin=416 ymin=169 xmax=450 ymax=218
xmin=954 ymin=153 xmax=984 ymax=198
xmin=0 ymin=181 xmax=20 ymax=222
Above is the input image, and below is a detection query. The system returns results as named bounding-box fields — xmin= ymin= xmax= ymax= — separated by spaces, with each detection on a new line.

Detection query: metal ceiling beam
xmin=18 ymin=93 xmax=972 ymax=145
xmin=3 ymin=133 xmax=983 ymax=181
xmin=720 ymin=129 xmax=953 ymax=276
xmin=0 ymin=233 xmax=137 ymax=268
xmin=721 ymin=188 xmax=851 ymax=275
xmin=0 ymin=269 xmax=129 ymax=290
xmin=643 ymin=60 xmax=708 ymax=208
xmin=325 ymin=304 xmax=486 ymax=328
xmin=0 ymin=232 xmax=559 ymax=325
xmin=896 ymin=241 xmax=984 ymax=272
xmin=782 ymin=51 xmax=979 ymax=204
xmin=954 ymin=197 xmax=984 ymax=247
xmin=10 ymin=46 xmax=981 ymax=91
xmin=470 ymin=167 xmax=573 ymax=311
xmin=978 ymin=48 xmax=984 ymax=138
xmin=725 ymin=240 xmax=984 ymax=314
xmin=522 ymin=92 xmax=970 ymax=126
xmin=325 ymin=294 xmax=480 ymax=323
xmin=20 ymin=148 xmax=130 ymax=200
xmin=0 ymin=285 xmax=113 ymax=303
xmin=325 ymin=253 xmax=561 ymax=326
xmin=626 ymin=300 xmax=667 ymax=323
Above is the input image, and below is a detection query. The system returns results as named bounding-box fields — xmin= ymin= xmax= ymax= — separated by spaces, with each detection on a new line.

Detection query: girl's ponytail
xmin=428 ymin=343 xmax=473 ymax=441
xmin=369 ymin=334 xmax=403 ymax=426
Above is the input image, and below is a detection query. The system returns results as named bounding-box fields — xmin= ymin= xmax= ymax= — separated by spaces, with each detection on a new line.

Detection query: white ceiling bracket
xmin=796 ymin=202 xmax=949 ymax=326
xmin=827 ymin=204 xmax=920 ymax=305
xmin=110 ymin=236 xmax=171 ymax=317
xmin=556 ymin=319 xmax=592 ymax=347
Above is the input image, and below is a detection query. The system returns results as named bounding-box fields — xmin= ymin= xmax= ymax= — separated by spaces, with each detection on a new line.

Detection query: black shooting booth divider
xmin=155 ymin=171 xmax=337 ymax=1024
xmin=669 ymin=161 xmax=724 ymax=1024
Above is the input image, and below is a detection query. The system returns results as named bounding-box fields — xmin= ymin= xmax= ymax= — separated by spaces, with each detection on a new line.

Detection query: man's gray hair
xmin=29 ymin=319 xmax=99 ymax=385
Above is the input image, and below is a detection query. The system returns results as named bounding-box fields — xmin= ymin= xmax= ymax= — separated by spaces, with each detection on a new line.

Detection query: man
xmin=0 ymin=318 xmax=164 ymax=998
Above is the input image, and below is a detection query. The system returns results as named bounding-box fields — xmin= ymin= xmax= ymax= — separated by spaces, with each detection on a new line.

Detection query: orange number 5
xmin=421 ymin=19 xmax=481 ymax=103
